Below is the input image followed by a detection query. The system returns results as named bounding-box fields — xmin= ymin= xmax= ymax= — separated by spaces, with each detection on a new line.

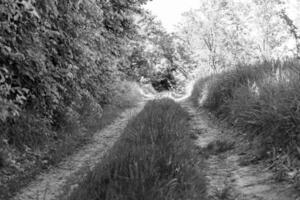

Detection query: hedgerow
xmin=0 ymin=0 xmax=148 ymax=198
xmin=0 ymin=0 xmax=147 ymax=148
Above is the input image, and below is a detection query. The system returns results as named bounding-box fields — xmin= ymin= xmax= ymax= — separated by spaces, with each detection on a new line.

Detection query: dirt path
xmin=11 ymin=102 xmax=146 ymax=200
xmin=181 ymin=100 xmax=299 ymax=200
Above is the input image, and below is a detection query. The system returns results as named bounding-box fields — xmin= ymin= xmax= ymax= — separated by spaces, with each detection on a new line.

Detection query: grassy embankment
xmin=69 ymin=99 xmax=207 ymax=200
xmin=191 ymin=60 xmax=300 ymax=167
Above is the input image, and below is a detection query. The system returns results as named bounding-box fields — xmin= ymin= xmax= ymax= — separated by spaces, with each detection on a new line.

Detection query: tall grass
xmin=202 ymin=63 xmax=271 ymax=117
xmin=192 ymin=60 xmax=300 ymax=162
xmin=69 ymin=99 xmax=207 ymax=200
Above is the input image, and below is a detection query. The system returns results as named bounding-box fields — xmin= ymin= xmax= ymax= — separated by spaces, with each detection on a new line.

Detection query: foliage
xmin=1 ymin=112 xmax=52 ymax=150
xmin=69 ymin=99 xmax=207 ymax=200
xmin=0 ymin=0 xmax=150 ymax=198
xmin=202 ymin=64 xmax=269 ymax=117
xmin=0 ymin=0 xmax=148 ymax=149
xmin=108 ymin=81 xmax=143 ymax=111
xmin=177 ymin=0 xmax=293 ymax=72
xmin=124 ymin=11 xmax=197 ymax=91
xmin=193 ymin=60 xmax=300 ymax=164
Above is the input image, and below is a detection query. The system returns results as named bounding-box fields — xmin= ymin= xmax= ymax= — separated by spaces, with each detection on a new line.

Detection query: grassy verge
xmin=192 ymin=60 xmax=300 ymax=165
xmin=69 ymin=99 xmax=207 ymax=200
xmin=0 ymin=81 xmax=142 ymax=200
xmin=0 ymin=104 xmax=132 ymax=200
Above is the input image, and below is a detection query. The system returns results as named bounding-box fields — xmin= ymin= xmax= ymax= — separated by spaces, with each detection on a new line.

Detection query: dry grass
xmin=69 ymin=99 xmax=207 ymax=200
xmin=192 ymin=59 xmax=300 ymax=164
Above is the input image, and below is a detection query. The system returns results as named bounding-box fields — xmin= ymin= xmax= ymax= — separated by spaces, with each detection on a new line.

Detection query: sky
xmin=144 ymin=0 xmax=201 ymax=32
xmin=144 ymin=0 xmax=300 ymax=33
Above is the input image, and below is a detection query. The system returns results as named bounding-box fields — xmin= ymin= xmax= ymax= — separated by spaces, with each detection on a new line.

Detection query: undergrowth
xmin=69 ymin=99 xmax=207 ymax=200
xmin=192 ymin=59 xmax=300 ymax=167
xmin=0 ymin=81 xmax=142 ymax=200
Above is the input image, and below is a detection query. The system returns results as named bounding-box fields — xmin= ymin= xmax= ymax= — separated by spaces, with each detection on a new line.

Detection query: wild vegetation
xmin=69 ymin=99 xmax=206 ymax=200
xmin=183 ymin=0 xmax=300 ymax=173
xmin=177 ymin=0 xmax=300 ymax=74
xmin=192 ymin=59 xmax=300 ymax=169
xmin=129 ymin=11 xmax=196 ymax=91
xmin=2 ymin=0 xmax=300 ymax=199
xmin=0 ymin=0 xmax=151 ymax=198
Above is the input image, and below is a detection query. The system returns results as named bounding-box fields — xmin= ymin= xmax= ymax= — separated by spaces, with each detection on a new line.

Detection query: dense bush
xmin=0 ymin=1 xmax=149 ymax=198
xmin=193 ymin=60 xmax=300 ymax=163
xmin=69 ymin=99 xmax=207 ymax=200
xmin=0 ymin=0 xmax=148 ymax=150
xmin=202 ymin=64 xmax=270 ymax=117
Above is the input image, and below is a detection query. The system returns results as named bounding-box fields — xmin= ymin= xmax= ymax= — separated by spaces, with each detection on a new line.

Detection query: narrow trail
xmin=181 ymin=100 xmax=299 ymax=200
xmin=11 ymin=102 xmax=146 ymax=200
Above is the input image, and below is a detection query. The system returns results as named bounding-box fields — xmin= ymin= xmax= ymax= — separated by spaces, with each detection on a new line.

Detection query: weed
xmin=1 ymin=112 xmax=52 ymax=150
xmin=192 ymin=59 xmax=300 ymax=164
xmin=68 ymin=99 xmax=207 ymax=200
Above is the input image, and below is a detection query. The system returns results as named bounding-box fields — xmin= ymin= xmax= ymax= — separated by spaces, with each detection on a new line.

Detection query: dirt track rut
xmin=181 ymin=100 xmax=299 ymax=200
xmin=12 ymin=103 xmax=145 ymax=200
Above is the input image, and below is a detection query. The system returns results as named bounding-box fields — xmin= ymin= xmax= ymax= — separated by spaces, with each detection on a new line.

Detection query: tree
xmin=176 ymin=0 xmax=294 ymax=72
xmin=0 ymin=0 xmax=149 ymax=148
xmin=280 ymin=10 xmax=300 ymax=58
xmin=123 ymin=10 xmax=196 ymax=91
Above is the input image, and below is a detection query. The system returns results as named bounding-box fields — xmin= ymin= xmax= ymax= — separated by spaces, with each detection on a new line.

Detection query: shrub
xmin=69 ymin=99 xmax=207 ymax=200
xmin=110 ymin=81 xmax=142 ymax=109
xmin=0 ymin=0 xmax=148 ymax=150
xmin=228 ymin=68 xmax=300 ymax=155
xmin=202 ymin=64 xmax=269 ymax=117
xmin=77 ymin=91 xmax=103 ymax=130
xmin=0 ymin=112 xmax=52 ymax=150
